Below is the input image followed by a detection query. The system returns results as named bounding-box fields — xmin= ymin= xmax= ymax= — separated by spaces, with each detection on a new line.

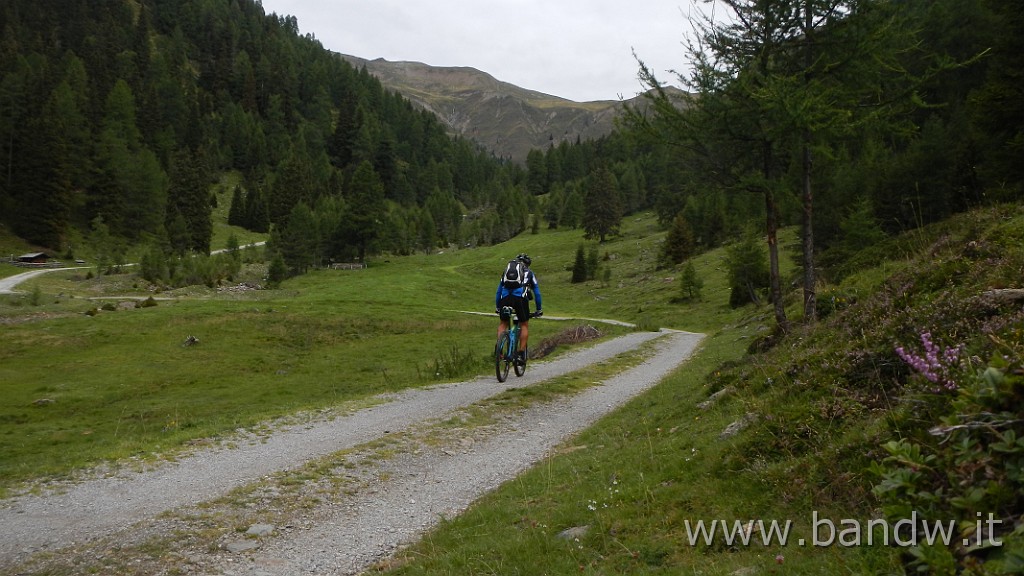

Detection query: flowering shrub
xmin=871 ymin=350 xmax=1024 ymax=574
xmin=894 ymin=332 xmax=966 ymax=392
xmin=815 ymin=287 xmax=856 ymax=320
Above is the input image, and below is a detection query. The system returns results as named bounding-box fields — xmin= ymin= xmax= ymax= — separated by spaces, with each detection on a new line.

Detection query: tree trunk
xmin=801 ymin=2 xmax=817 ymax=324
xmin=802 ymin=138 xmax=816 ymax=322
xmin=765 ymin=188 xmax=788 ymax=333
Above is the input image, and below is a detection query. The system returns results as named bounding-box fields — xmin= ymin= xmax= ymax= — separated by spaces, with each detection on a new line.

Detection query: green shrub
xmin=425 ymin=344 xmax=484 ymax=380
xmin=678 ymin=261 xmax=704 ymax=302
xmin=725 ymin=231 xmax=769 ymax=308
xmin=870 ymin=350 xmax=1024 ymax=574
xmin=571 ymin=244 xmax=587 ymax=284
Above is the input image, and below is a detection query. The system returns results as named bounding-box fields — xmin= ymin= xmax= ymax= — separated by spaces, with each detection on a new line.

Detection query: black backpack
xmin=502 ymin=259 xmax=527 ymax=289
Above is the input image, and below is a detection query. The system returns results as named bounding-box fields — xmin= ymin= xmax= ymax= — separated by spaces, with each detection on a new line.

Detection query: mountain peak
xmin=339 ymin=54 xmax=629 ymax=161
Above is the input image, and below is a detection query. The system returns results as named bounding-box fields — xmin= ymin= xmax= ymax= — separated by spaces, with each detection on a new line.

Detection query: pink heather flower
xmin=895 ymin=332 xmax=964 ymax=391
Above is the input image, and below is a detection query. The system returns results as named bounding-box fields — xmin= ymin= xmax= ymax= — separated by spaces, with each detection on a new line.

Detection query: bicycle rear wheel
xmin=495 ymin=331 xmax=512 ymax=382
xmin=513 ymin=346 xmax=527 ymax=377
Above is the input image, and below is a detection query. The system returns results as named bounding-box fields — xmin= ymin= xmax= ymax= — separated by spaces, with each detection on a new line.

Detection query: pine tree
xmin=51 ymin=55 xmax=93 ymax=199
xmin=679 ymin=261 xmax=704 ymax=302
xmin=658 ymin=213 xmax=696 ymax=269
xmin=268 ymin=147 xmax=310 ymax=226
xmin=140 ymin=244 xmax=169 ymax=284
xmin=347 ymin=160 xmax=386 ymax=261
xmin=167 ymin=148 xmax=210 ymax=253
xmin=562 ymin=189 xmax=584 ymax=229
xmin=278 ymin=201 xmax=318 ymax=274
xmin=93 ymin=79 xmax=168 ymax=238
xmin=586 ymin=245 xmax=600 ymax=281
xmin=582 ymin=166 xmax=622 ymax=243
xmin=88 ymin=216 xmax=116 ymax=274
xmin=726 ymin=231 xmax=769 ymax=308
xmin=10 ymin=96 xmax=71 ymax=248
xmin=165 ymin=206 xmax=190 ymax=257
xmin=571 ymin=244 xmax=588 ymax=284
xmin=526 ymin=149 xmax=547 ymax=195
xmin=244 ymin=186 xmax=270 ymax=233
xmin=266 ymin=252 xmax=288 ymax=288
xmin=228 ymin=185 xmax=245 ymax=226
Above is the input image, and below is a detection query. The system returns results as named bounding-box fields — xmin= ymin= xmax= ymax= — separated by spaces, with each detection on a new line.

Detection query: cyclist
xmin=495 ymin=253 xmax=543 ymax=364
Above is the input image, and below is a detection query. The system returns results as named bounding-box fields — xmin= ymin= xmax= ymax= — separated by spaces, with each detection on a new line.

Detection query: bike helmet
xmin=516 ymin=253 xmax=532 ymax=267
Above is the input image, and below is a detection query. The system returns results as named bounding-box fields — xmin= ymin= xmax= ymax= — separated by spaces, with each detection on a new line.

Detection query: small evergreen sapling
xmin=679 ymin=261 xmax=703 ymax=301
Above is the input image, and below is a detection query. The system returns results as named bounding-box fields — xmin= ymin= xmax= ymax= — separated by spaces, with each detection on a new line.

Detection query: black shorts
xmin=498 ymin=295 xmax=531 ymax=324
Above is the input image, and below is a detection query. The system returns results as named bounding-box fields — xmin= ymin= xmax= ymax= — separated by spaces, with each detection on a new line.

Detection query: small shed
xmin=17 ymin=252 xmax=51 ymax=264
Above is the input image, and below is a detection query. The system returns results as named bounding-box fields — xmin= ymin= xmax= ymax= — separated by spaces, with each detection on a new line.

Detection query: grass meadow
xmin=7 ymin=207 xmax=894 ymax=575
xmin=1 ymin=211 xmax=748 ymax=494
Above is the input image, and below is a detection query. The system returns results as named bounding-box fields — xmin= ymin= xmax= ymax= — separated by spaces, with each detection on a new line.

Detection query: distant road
xmin=0 ymin=267 xmax=89 ymax=295
xmin=0 ymin=241 xmax=266 ymax=295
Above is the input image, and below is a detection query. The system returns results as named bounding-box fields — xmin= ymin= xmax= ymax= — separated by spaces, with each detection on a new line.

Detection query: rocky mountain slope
xmin=339 ymin=54 xmax=650 ymax=162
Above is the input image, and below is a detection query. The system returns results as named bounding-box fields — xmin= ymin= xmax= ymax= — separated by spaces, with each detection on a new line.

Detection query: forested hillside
xmin=524 ymin=0 xmax=1023 ymax=330
xmin=0 ymin=0 xmax=540 ymax=264
xmin=2 ymin=0 xmax=1022 ymax=294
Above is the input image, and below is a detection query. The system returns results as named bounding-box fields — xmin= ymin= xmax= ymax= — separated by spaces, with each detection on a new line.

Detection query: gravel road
xmin=0 ymin=328 xmax=703 ymax=575
xmin=0 ymin=269 xmax=67 ymax=294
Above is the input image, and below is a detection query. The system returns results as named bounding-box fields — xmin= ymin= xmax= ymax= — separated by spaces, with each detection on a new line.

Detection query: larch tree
xmin=632 ymin=0 xmax=922 ymax=330
xmin=346 ymin=160 xmax=386 ymax=262
xmin=582 ymin=166 xmax=622 ymax=243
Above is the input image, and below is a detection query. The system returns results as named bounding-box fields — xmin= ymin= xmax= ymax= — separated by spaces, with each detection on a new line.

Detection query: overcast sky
xmin=257 ymin=1 xmax=694 ymax=102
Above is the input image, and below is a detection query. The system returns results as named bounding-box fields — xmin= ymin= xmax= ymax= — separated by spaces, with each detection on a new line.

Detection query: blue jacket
xmin=495 ymin=268 xmax=542 ymax=311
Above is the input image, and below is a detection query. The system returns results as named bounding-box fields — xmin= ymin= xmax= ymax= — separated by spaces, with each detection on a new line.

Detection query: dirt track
xmin=0 ymin=327 xmax=703 ymax=575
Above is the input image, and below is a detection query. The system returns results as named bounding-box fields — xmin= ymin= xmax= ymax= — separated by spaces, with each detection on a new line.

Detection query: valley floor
xmin=1 ymin=328 xmax=703 ymax=575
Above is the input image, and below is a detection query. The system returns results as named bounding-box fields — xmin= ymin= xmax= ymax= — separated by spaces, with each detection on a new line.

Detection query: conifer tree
xmin=167 ymin=148 xmax=210 ymax=254
xmin=561 ymin=188 xmax=584 ymax=229
xmin=266 ymin=252 xmax=288 ymax=288
xmin=526 ymin=149 xmax=547 ymax=195
xmin=659 ymin=213 xmax=696 ymax=269
xmin=582 ymin=166 xmax=622 ymax=243
xmin=571 ymin=245 xmax=588 ymax=284
xmin=586 ymin=245 xmax=600 ymax=281
xmin=244 ymin=186 xmax=270 ymax=233
xmin=93 ymin=80 xmax=168 ymax=238
xmin=679 ymin=261 xmax=704 ymax=302
xmin=726 ymin=231 xmax=769 ymax=308
xmin=11 ymin=109 xmax=71 ymax=248
xmin=347 ymin=160 xmax=386 ymax=261
xmin=228 ymin=185 xmax=245 ymax=227
xmin=278 ymin=201 xmax=318 ymax=274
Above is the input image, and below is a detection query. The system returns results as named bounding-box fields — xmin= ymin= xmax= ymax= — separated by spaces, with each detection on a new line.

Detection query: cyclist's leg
xmin=513 ymin=297 xmax=531 ymax=358
xmin=518 ymin=322 xmax=529 ymax=363
xmin=497 ymin=296 xmax=514 ymax=337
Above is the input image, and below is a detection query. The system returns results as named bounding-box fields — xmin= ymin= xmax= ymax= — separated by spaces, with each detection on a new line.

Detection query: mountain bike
xmin=495 ymin=306 xmax=535 ymax=382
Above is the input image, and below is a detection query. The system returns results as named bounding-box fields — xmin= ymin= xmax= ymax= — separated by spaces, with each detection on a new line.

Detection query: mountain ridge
xmin=339 ymin=54 xmax=650 ymax=162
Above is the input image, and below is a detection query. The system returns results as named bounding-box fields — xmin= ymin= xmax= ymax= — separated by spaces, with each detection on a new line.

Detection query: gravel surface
xmin=0 ymin=328 xmax=703 ymax=575
xmin=0 ymin=266 xmax=92 ymax=294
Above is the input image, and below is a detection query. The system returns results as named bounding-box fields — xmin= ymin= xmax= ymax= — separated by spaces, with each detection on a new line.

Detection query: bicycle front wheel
xmin=495 ymin=331 xmax=512 ymax=382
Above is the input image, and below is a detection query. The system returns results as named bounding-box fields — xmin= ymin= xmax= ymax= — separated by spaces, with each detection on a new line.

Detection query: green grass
xmin=209 ymin=171 xmax=270 ymax=251
xmin=375 ymin=203 xmax=1024 ymax=575
xmin=0 ymin=213 xmax=678 ymax=493
xmin=0 ymin=295 xmax=500 ymax=486
xmin=383 ymin=330 xmax=898 ymax=575
xmin=0 ymin=208 xmax=792 ymax=498
xmin=8 ymin=202 xmax=1019 ymax=574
